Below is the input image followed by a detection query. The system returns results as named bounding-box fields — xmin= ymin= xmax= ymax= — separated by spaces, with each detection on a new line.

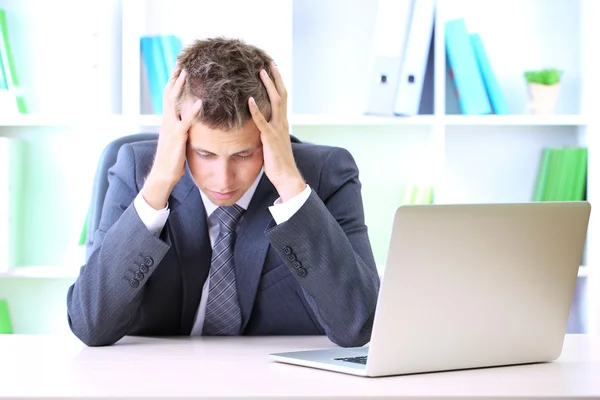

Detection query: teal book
xmin=445 ymin=19 xmax=492 ymax=115
xmin=159 ymin=35 xmax=183 ymax=78
xmin=140 ymin=36 xmax=165 ymax=114
xmin=470 ymin=33 xmax=510 ymax=114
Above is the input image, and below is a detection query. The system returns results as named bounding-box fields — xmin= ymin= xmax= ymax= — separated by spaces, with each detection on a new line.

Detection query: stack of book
xmin=532 ymin=147 xmax=587 ymax=202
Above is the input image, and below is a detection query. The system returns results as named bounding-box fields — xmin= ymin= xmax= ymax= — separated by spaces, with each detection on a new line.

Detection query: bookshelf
xmin=0 ymin=0 xmax=598 ymax=335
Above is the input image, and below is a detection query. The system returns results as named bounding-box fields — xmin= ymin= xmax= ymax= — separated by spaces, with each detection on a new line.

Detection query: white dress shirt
xmin=133 ymin=169 xmax=312 ymax=335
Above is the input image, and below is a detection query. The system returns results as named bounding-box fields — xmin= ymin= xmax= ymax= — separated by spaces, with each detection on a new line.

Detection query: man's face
xmin=183 ymin=101 xmax=264 ymax=207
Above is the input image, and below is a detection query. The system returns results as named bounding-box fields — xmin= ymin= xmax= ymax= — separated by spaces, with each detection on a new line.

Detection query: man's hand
xmin=142 ymin=67 xmax=202 ymax=210
xmin=249 ymin=62 xmax=306 ymax=202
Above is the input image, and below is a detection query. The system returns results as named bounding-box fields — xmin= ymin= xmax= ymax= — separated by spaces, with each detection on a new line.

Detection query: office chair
xmin=85 ymin=133 xmax=158 ymax=261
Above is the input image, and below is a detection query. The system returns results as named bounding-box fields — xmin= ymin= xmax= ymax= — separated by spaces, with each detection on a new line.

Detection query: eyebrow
xmin=192 ymin=147 xmax=258 ymax=156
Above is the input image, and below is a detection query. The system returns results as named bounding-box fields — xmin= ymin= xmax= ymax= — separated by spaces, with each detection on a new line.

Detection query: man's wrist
xmin=275 ymin=174 xmax=307 ymax=203
xmin=142 ymin=172 xmax=176 ymax=211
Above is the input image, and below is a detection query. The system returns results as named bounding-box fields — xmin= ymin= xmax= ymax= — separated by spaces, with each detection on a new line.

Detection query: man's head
xmin=176 ymin=37 xmax=274 ymax=206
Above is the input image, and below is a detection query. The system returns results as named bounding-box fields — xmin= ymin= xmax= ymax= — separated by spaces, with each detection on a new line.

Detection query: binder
xmin=393 ymin=0 xmax=435 ymax=116
xmin=365 ymin=0 xmax=414 ymax=116
xmin=445 ymin=18 xmax=491 ymax=115
xmin=470 ymin=33 xmax=509 ymax=114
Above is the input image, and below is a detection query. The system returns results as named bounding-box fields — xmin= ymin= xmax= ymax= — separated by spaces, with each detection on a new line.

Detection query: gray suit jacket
xmin=66 ymin=137 xmax=380 ymax=347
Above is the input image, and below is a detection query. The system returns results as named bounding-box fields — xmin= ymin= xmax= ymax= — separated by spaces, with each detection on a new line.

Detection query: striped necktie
xmin=202 ymin=204 xmax=245 ymax=335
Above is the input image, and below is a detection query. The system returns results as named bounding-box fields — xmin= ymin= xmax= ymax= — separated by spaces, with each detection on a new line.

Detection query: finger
xmin=164 ymin=61 xmax=182 ymax=94
xmin=178 ymin=99 xmax=202 ymax=131
xmin=169 ymin=69 xmax=188 ymax=101
xmin=269 ymin=61 xmax=288 ymax=117
xmin=259 ymin=69 xmax=281 ymax=123
xmin=249 ymin=97 xmax=271 ymax=133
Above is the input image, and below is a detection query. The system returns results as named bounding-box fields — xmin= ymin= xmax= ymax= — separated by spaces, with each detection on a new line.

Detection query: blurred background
xmin=0 ymin=0 xmax=598 ymax=336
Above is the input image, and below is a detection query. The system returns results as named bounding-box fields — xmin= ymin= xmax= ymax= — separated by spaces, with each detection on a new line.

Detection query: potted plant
xmin=524 ymin=68 xmax=562 ymax=114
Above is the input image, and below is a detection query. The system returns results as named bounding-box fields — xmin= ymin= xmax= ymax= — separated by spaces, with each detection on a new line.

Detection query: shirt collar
xmin=200 ymin=168 xmax=264 ymax=218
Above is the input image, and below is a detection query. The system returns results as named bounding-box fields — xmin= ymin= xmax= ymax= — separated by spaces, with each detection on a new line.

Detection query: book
xmin=445 ymin=18 xmax=492 ymax=115
xmin=469 ymin=33 xmax=509 ymax=115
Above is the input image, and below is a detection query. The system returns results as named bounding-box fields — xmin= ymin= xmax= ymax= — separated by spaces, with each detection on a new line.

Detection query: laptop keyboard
xmin=334 ymin=355 xmax=368 ymax=365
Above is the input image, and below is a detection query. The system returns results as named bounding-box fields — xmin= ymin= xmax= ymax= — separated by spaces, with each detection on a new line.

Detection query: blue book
xmin=140 ymin=36 xmax=166 ymax=114
xmin=470 ymin=33 xmax=510 ymax=115
xmin=159 ymin=35 xmax=183 ymax=78
xmin=445 ymin=19 xmax=491 ymax=115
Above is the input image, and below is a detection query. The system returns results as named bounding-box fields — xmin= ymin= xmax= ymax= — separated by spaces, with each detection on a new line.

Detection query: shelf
xmin=291 ymin=114 xmax=438 ymax=126
xmin=124 ymin=114 xmax=439 ymax=128
xmin=443 ymin=115 xmax=587 ymax=126
xmin=0 ymin=266 xmax=80 ymax=279
xmin=1 ymin=114 xmax=588 ymax=129
xmin=0 ymin=114 xmax=129 ymax=128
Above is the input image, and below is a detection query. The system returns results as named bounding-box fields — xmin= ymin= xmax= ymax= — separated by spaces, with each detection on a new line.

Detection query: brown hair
xmin=175 ymin=37 xmax=274 ymax=130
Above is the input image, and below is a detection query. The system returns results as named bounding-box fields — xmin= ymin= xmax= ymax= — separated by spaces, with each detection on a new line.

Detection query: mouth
xmin=210 ymin=190 xmax=237 ymax=200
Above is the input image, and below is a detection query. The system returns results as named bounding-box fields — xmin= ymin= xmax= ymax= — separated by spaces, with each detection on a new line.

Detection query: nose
xmin=215 ymin=161 xmax=234 ymax=191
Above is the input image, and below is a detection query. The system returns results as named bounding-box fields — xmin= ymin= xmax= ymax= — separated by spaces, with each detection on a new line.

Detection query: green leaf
xmin=524 ymin=68 xmax=562 ymax=85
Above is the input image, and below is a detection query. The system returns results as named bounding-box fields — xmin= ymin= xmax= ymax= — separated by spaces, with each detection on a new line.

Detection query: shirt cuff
xmin=268 ymin=184 xmax=312 ymax=225
xmin=133 ymin=192 xmax=170 ymax=236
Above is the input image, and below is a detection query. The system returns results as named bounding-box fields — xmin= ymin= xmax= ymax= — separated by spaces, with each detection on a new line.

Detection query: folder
xmin=393 ymin=0 xmax=435 ymax=116
xmin=445 ymin=18 xmax=491 ymax=115
xmin=365 ymin=0 xmax=414 ymax=116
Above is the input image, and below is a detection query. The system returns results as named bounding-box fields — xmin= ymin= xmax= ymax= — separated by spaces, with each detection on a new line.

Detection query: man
xmin=67 ymin=38 xmax=380 ymax=347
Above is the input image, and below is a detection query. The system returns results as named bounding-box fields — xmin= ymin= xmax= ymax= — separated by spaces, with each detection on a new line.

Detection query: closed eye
xmin=236 ymin=154 xmax=253 ymax=161
xmin=196 ymin=152 xmax=214 ymax=159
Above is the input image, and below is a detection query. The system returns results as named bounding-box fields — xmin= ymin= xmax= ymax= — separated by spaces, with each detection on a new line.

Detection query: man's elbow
xmin=330 ymin=313 xmax=375 ymax=348
xmin=67 ymin=314 xmax=119 ymax=347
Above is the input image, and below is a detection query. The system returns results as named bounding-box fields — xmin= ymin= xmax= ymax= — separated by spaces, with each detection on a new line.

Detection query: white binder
xmin=393 ymin=0 xmax=435 ymax=116
xmin=365 ymin=0 xmax=414 ymax=116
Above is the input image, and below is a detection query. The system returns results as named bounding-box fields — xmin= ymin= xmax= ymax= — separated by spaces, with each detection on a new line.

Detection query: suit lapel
xmin=167 ymin=167 xmax=212 ymax=335
xmin=235 ymin=174 xmax=279 ymax=331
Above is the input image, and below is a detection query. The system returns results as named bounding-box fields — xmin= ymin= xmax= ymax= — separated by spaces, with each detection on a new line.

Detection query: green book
xmin=0 ymin=9 xmax=27 ymax=113
xmin=0 ymin=299 xmax=13 ymax=334
xmin=533 ymin=148 xmax=551 ymax=201
xmin=544 ymin=148 xmax=563 ymax=201
xmin=572 ymin=148 xmax=588 ymax=201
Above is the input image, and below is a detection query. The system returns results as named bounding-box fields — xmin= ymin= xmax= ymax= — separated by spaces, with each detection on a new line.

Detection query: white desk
xmin=1 ymin=334 xmax=599 ymax=399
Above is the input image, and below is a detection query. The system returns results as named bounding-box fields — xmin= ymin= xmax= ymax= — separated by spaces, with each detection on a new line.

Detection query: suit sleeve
xmin=264 ymin=147 xmax=380 ymax=347
xmin=66 ymin=144 xmax=171 ymax=347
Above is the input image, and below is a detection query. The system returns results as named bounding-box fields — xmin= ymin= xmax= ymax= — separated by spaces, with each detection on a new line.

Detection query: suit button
xmin=140 ymin=264 xmax=149 ymax=274
xmin=282 ymin=246 xmax=292 ymax=255
xmin=144 ymin=257 xmax=154 ymax=267
xmin=292 ymin=261 xmax=301 ymax=269
xmin=135 ymin=271 xmax=144 ymax=280
xmin=287 ymin=253 xmax=296 ymax=262
xmin=297 ymin=268 xmax=307 ymax=277
xmin=129 ymin=279 xmax=140 ymax=288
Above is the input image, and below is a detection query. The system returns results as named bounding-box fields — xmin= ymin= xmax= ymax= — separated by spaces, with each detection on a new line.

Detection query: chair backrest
xmin=85 ymin=133 xmax=158 ymax=261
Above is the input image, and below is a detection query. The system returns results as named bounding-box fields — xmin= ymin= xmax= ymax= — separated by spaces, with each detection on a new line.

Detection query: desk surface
xmin=1 ymin=334 xmax=599 ymax=399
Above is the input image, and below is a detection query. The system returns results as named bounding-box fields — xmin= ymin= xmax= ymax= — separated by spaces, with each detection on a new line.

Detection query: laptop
xmin=270 ymin=201 xmax=591 ymax=377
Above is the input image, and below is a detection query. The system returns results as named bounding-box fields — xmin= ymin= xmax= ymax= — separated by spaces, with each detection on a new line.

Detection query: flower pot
xmin=528 ymin=82 xmax=560 ymax=114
